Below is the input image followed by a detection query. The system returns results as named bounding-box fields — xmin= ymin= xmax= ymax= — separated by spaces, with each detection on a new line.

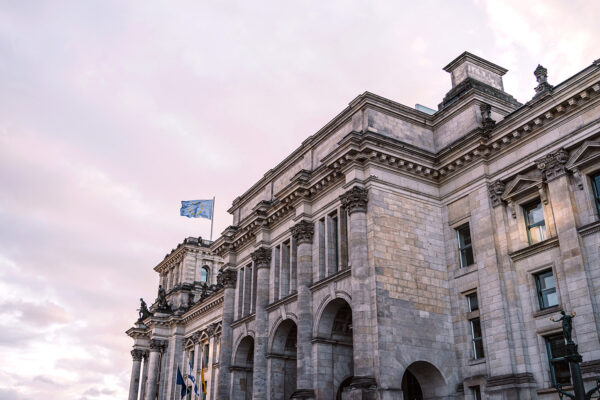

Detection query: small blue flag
xmin=176 ymin=366 xmax=187 ymax=398
xmin=180 ymin=199 xmax=213 ymax=219
xmin=188 ymin=360 xmax=200 ymax=397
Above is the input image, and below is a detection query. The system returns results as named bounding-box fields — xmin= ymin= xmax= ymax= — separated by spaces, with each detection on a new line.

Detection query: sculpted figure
xmin=137 ymin=298 xmax=151 ymax=320
xmin=551 ymin=310 xmax=575 ymax=343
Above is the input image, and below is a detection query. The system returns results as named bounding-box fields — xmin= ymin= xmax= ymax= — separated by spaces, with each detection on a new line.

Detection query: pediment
xmin=566 ymin=140 xmax=600 ymax=171
xmin=501 ymin=174 xmax=543 ymax=201
xmin=185 ymin=338 xmax=195 ymax=348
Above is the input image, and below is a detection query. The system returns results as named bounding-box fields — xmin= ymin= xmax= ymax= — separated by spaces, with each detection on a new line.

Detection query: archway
xmin=401 ymin=361 xmax=448 ymax=400
xmin=268 ymin=319 xmax=297 ymax=400
xmin=315 ymin=298 xmax=353 ymax=399
xmin=232 ymin=336 xmax=254 ymax=400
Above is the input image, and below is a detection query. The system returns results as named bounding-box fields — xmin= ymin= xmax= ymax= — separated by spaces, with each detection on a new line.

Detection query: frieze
xmin=290 ymin=220 xmax=314 ymax=244
xmin=339 ymin=186 xmax=368 ymax=214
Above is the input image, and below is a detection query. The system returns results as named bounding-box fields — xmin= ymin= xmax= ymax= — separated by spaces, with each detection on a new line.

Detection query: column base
xmin=342 ymin=377 xmax=378 ymax=400
xmin=290 ymin=389 xmax=315 ymax=399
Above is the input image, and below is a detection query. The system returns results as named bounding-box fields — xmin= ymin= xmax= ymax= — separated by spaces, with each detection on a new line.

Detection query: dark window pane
xmin=467 ymin=293 xmax=478 ymax=312
xmin=457 ymin=224 xmax=474 ymax=268
xmin=535 ymin=270 xmax=558 ymax=309
xmin=546 ymin=334 xmax=570 ymax=385
xmin=593 ymin=173 xmax=600 ymax=216
xmin=470 ymin=318 xmax=484 ymax=359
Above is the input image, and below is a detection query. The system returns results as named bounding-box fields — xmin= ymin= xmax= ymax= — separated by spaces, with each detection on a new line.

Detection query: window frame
xmin=591 ymin=172 xmax=600 ymax=217
xmin=470 ymin=385 xmax=482 ymax=400
xmin=523 ymin=199 xmax=547 ymax=245
xmin=200 ymin=265 xmax=210 ymax=283
xmin=534 ymin=269 xmax=558 ymax=310
xmin=456 ymin=223 xmax=474 ymax=268
xmin=470 ymin=317 xmax=484 ymax=360
xmin=467 ymin=292 xmax=479 ymax=312
xmin=545 ymin=333 xmax=571 ymax=386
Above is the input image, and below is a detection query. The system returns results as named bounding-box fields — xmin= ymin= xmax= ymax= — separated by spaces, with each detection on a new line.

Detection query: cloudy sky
xmin=0 ymin=1 xmax=598 ymax=398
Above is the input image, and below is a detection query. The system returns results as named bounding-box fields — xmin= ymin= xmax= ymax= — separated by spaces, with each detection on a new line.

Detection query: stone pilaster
xmin=291 ymin=220 xmax=315 ymax=399
xmin=144 ymin=339 xmax=166 ymax=400
xmin=542 ymin=172 xmax=600 ymax=352
xmin=535 ymin=148 xmax=569 ymax=182
xmin=128 ymin=349 xmax=144 ymax=400
xmin=251 ymin=247 xmax=272 ymax=400
xmin=339 ymin=186 xmax=378 ymax=399
xmin=164 ymin=327 xmax=185 ymax=399
xmin=217 ymin=267 xmax=237 ymax=399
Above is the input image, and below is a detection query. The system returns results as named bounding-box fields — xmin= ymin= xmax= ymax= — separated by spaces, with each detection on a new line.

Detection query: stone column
xmin=217 ymin=267 xmax=237 ymax=399
xmin=144 ymin=339 xmax=166 ymax=400
xmin=128 ymin=349 xmax=144 ymax=400
xmin=251 ymin=247 xmax=272 ymax=400
xmin=290 ymin=220 xmax=315 ymax=399
xmin=339 ymin=186 xmax=378 ymax=399
xmin=537 ymin=150 xmax=600 ymax=350
xmin=139 ymin=351 xmax=149 ymax=400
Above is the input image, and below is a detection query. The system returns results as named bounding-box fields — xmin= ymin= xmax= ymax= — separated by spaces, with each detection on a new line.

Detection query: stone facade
xmin=127 ymin=52 xmax=600 ymax=399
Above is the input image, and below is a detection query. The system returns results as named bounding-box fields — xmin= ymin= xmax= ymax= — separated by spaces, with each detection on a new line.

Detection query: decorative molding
xmin=290 ymin=389 xmax=315 ymax=399
xmin=290 ymin=220 xmax=314 ymax=245
xmin=486 ymin=372 xmax=536 ymax=388
xmin=251 ymin=247 xmax=272 ymax=269
xmin=339 ymin=186 xmax=368 ymax=214
xmin=309 ymin=268 xmax=351 ymax=292
xmin=508 ymin=236 xmax=560 ymax=262
xmin=131 ymin=349 xmax=144 ymax=361
xmin=182 ymin=295 xmax=224 ymax=324
xmin=566 ymin=140 xmax=600 ymax=189
xmin=501 ymin=174 xmax=545 ymax=217
xmin=581 ymin=359 xmax=600 ymax=374
xmin=533 ymin=64 xmax=553 ymax=98
xmin=266 ymin=292 xmax=298 ymax=313
xmin=535 ymin=148 xmax=569 ymax=181
xmin=488 ymin=180 xmax=506 ymax=207
xmin=578 ymin=221 xmax=600 ymax=237
xmin=438 ymin=77 xmax=521 ymax=110
xmin=218 ymin=268 xmax=237 ymax=289
xmin=149 ymin=339 xmax=167 ymax=352
xmin=480 ymin=103 xmax=496 ymax=139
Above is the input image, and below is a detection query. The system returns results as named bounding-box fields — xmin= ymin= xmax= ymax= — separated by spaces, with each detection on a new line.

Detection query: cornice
xmin=508 ymin=237 xmax=560 ymax=262
xmin=578 ymin=221 xmax=600 ymax=238
xmin=182 ymin=293 xmax=224 ymax=324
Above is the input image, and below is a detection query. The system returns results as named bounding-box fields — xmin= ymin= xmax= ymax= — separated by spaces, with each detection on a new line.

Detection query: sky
xmin=0 ymin=1 xmax=598 ymax=399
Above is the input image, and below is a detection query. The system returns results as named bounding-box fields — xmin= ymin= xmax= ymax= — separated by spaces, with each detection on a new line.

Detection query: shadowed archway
xmin=401 ymin=361 xmax=448 ymax=400
xmin=268 ymin=319 xmax=297 ymax=400
xmin=232 ymin=336 xmax=254 ymax=400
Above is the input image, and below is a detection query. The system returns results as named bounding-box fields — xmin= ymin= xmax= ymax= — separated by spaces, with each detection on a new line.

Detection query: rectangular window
xmin=470 ymin=318 xmax=484 ymax=359
xmin=467 ymin=292 xmax=479 ymax=312
xmin=592 ymin=173 xmax=600 ymax=217
xmin=524 ymin=200 xmax=547 ymax=245
xmin=470 ymin=386 xmax=482 ymax=400
xmin=535 ymin=270 xmax=558 ymax=309
xmin=545 ymin=334 xmax=570 ymax=385
xmin=457 ymin=224 xmax=474 ymax=268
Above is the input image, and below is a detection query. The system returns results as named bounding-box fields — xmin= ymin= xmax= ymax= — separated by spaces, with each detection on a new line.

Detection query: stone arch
xmin=232 ymin=335 xmax=254 ymax=400
xmin=201 ymin=265 xmax=210 ymax=283
xmin=268 ymin=318 xmax=297 ymax=400
xmin=401 ymin=361 xmax=449 ymax=400
xmin=268 ymin=314 xmax=298 ymax=351
xmin=314 ymin=297 xmax=354 ymax=400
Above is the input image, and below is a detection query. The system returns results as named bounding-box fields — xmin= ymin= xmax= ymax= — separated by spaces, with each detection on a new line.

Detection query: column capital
xmin=131 ymin=349 xmax=145 ymax=361
xmin=291 ymin=220 xmax=314 ymax=245
xmin=251 ymin=247 xmax=271 ymax=269
xmin=217 ymin=267 xmax=237 ymax=289
xmin=339 ymin=186 xmax=368 ymax=214
xmin=149 ymin=339 xmax=167 ymax=352
xmin=487 ymin=180 xmax=506 ymax=207
xmin=535 ymin=148 xmax=569 ymax=181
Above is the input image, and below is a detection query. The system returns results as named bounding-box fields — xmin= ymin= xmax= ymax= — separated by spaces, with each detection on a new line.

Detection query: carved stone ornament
xmin=218 ymin=268 xmax=237 ymax=289
xmin=149 ymin=339 xmax=167 ymax=352
xmin=251 ymin=247 xmax=272 ymax=269
xmin=155 ymin=285 xmax=171 ymax=313
xmin=131 ymin=349 xmax=144 ymax=361
xmin=339 ymin=186 xmax=368 ymax=214
xmin=535 ymin=148 xmax=569 ymax=181
xmin=480 ymin=103 xmax=496 ymax=138
xmin=487 ymin=180 xmax=506 ymax=207
xmin=533 ymin=64 xmax=553 ymax=97
xmin=290 ymin=220 xmax=314 ymax=244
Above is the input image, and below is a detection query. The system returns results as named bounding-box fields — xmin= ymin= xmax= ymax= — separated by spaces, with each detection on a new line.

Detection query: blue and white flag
xmin=176 ymin=366 xmax=187 ymax=399
xmin=180 ymin=200 xmax=213 ymax=219
xmin=188 ymin=360 xmax=200 ymax=397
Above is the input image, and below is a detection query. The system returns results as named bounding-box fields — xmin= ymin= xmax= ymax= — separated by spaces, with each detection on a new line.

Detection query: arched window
xmin=200 ymin=266 xmax=210 ymax=283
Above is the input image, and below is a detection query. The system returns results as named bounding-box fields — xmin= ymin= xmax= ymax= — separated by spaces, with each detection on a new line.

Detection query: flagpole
xmin=210 ymin=196 xmax=215 ymax=241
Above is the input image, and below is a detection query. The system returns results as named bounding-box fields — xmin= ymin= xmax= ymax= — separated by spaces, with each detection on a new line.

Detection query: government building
xmin=126 ymin=52 xmax=600 ymax=399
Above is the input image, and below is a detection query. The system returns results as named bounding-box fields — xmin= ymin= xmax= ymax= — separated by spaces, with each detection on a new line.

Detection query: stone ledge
xmin=487 ymin=372 xmax=535 ymax=388
xmin=309 ymin=268 xmax=351 ymax=292
xmin=578 ymin=220 xmax=600 ymax=237
xmin=265 ymin=292 xmax=298 ymax=312
xmin=533 ymin=305 xmax=561 ymax=319
xmin=231 ymin=313 xmax=255 ymax=329
xmin=582 ymin=359 xmax=600 ymax=374
xmin=508 ymin=236 xmax=559 ymax=262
